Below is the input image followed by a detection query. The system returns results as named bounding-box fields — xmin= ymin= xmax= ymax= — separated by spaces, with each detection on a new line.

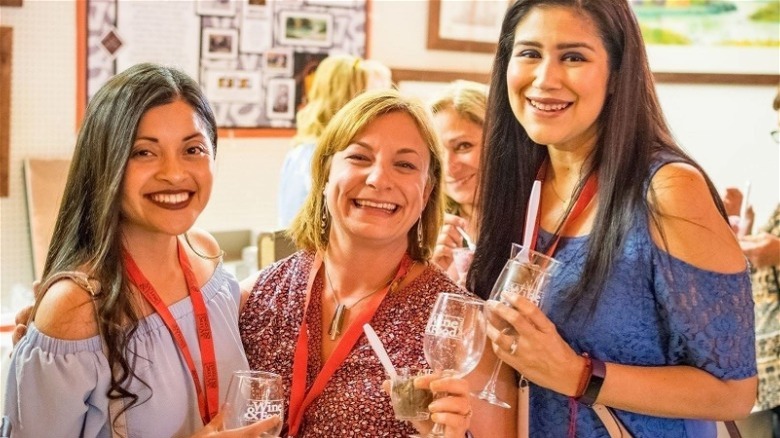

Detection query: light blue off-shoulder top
xmin=3 ymin=264 xmax=249 ymax=438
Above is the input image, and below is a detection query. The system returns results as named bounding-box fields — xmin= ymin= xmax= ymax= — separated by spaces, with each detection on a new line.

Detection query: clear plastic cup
xmin=389 ymin=367 xmax=433 ymax=421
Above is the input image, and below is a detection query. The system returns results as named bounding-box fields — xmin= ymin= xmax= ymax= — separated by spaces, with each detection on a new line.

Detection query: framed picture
xmin=279 ymin=10 xmax=334 ymax=47
xmin=202 ymin=28 xmax=239 ymax=60
xmin=631 ymin=1 xmax=779 ymax=82
xmin=427 ymin=0 xmax=508 ymax=53
xmin=204 ymin=69 xmax=263 ymax=103
xmin=243 ymin=0 xmax=270 ymax=18
xmin=196 ymin=0 xmax=237 ymax=17
xmin=266 ymin=78 xmax=296 ymax=120
xmin=263 ymin=47 xmax=293 ymax=77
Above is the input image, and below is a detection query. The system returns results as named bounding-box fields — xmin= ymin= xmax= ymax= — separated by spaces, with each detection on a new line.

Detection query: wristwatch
xmin=576 ymin=356 xmax=606 ymax=406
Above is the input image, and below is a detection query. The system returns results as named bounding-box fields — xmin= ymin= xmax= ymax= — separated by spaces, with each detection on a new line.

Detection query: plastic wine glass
xmin=222 ymin=370 xmax=284 ymax=437
xmin=476 ymin=244 xmax=561 ymax=408
xmin=423 ymin=293 xmax=486 ymax=438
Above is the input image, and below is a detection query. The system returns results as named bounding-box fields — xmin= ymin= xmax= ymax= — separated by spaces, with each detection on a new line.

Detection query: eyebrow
xmin=513 ymin=40 xmax=597 ymax=52
xmin=134 ymin=132 xmax=205 ymax=143
xmin=351 ymin=141 xmax=422 ymax=156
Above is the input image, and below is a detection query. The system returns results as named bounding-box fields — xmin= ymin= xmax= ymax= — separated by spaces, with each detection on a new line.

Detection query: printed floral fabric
xmin=239 ymin=251 xmax=469 ymax=437
xmin=529 ymin=155 xmax=756 ymax=438
xmin=752 ymin=204 xmax=780 ymax=411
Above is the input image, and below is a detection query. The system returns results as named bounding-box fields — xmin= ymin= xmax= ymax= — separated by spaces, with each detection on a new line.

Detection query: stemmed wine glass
xmin=476 ymin=243 xmax=561 ymax=408
xmin=423 ymin=292 xmax=486 ymax=438
xmin=222 ymin=370 xmax=284 ymax=437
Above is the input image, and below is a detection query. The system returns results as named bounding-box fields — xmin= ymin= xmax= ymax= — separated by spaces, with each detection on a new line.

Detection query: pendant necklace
xmin=550 ymin=180 xmax=570 ymax=207
xmin=323 ymin=259 xmax=409 ymax=341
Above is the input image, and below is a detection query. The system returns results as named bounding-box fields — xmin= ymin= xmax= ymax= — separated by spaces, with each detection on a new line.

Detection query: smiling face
xmin=433 ymin=107 xmax=482 ymax=211
xmin=507 ymin=5 xmax=611 ymax=152
xmin=325 ymin=111 xmax=432 ymax=251
xmin=120 ymin=99 xmax=215 ymax=238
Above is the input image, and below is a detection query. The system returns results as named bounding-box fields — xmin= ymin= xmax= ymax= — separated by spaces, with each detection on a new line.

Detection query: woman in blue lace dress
xmin=468 ymin=1 xmax=758 ymax=437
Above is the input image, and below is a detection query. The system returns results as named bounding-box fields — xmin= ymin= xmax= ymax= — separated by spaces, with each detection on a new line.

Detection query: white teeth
xmin=355 ymin=199 xmax=398 ymax=212
xmin=151 ymin=192 xmax=189 ymax=204
xmin=529 ymin=100 xmax=569 ymax=111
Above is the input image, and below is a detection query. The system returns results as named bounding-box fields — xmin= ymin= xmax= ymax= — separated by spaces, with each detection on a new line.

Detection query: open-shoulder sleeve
xmin=3 ymin=325 xmax=112 ymax=438
xmin=651 ymin=246 xmax=757 ymax=380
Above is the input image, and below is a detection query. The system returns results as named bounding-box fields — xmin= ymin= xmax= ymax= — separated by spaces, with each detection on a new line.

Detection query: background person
xmin=720 ymin=89 xmax=780 ymax=438
xmin=428 ymin=80 xmax=488 ymax=279
xmin=277 ymin=54 xmax=392 ymax=228
xmin=469 ymin=1 xmax=757 ymax=436
xmin=241 ymin=90 xmax=517 ymax=437
xmin=3 ymin=63 xmax=277 ymax=437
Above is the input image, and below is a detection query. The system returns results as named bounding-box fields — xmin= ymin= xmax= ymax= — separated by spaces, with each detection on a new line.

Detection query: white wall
xmin=1 ymin=1 xmax=778 ymax=312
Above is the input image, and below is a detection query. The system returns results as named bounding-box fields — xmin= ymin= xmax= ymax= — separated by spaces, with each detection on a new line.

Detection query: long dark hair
xmin=41 ymin=63 xmax=217 ymax=413
xmin=468 ymin=0 xmax=726 ymax=314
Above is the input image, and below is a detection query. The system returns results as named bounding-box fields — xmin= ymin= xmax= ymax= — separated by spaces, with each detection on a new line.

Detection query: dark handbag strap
xmin=31 ymin=271 xmax=128 ymax=438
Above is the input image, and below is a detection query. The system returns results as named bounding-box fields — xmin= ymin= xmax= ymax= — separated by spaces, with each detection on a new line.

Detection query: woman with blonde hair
xmin=241 ymin=89 xmax=517 ymax=437
xmin=277 ymin=54 xmax=392 ymax=227
xmin=428 ymin=80 xmax=489 ymax=278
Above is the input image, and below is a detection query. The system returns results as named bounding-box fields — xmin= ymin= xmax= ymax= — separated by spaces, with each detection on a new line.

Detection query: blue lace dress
xmin=531 ymin=158 xmax=757 ymax=437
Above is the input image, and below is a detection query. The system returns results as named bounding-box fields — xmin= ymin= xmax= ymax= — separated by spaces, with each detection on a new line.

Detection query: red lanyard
xmin=123 ymin=240 xmax=218 ymax=425
xmin=286 ymin=252 xmax=412 ymax=436
xmin=532 ymin=161 xmax=599 ymax=256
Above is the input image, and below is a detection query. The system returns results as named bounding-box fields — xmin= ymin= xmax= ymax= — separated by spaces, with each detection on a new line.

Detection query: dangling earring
xmin=417 ymin=218 xmax=424 ymax=248
xmin=320 ymin=201 xmax=329 ymax=235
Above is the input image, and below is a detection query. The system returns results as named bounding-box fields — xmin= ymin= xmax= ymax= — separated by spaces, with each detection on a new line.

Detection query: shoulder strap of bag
xmin=31 ymin=271 xmax=128 ymax=438
xmin=518 ymin=381 xmax=742 ymax=438
xmin=594 ymin=404 xmax=742 ymax=438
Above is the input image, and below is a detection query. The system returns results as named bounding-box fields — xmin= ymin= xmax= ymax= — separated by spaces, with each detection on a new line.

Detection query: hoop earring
xmin=417 ymin=218 xmax=423 ymax=248
xmin=320 ymin=201 xmax=329 ymax=236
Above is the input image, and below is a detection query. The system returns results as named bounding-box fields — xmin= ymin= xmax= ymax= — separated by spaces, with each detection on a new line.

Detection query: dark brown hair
xmin=469 ymin=0 xmax=725 ymax=315
xmin=42 ymin=63 xmax=217 ymax=414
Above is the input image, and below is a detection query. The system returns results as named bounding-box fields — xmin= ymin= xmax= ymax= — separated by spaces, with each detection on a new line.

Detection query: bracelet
xmin=574 ymin=354 xmax=593 ymax=398
xmin=575 ymin=353 xmax=606 ymax=407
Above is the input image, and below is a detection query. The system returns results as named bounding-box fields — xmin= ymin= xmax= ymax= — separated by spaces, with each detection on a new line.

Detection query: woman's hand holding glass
xmin=432 ymin=214 xmax=469 ymax=273
xmin=485 ymin=291 xmax=585 ymax=397
xmin=407 ymin=372 xmax=474 ymax=438
xmin=193 ymin=411 xmax=281 ymax=438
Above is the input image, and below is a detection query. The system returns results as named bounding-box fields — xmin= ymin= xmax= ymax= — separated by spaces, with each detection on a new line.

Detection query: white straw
xmin=363 ymin=324 xmax=397 ymax=379
xmin=456 ymin=227 xmax=476 ymax=250
xmin=517 ymin=181 xmax=542 ymax=262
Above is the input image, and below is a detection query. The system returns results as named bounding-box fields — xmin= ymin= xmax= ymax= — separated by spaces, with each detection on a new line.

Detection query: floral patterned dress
xmin=239 ymin=251 xmax=469 ymax=437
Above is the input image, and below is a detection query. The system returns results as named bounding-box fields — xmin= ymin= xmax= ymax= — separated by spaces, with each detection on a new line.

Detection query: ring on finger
xmin=508 ymin=337 xmax=518 ymax=355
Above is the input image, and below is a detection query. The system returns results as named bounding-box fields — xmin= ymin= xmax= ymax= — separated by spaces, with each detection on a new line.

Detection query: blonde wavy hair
xmin=428 ymin=80 xmax=488 ymax=215
xmin=289 ymin=89 xmax=444 ymax=261
xmin=294 ymin=54 xmax=391 ymax=144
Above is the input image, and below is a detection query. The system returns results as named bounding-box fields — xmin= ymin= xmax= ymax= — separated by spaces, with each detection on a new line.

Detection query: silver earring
xmin=320 ymin=201 xmax=328 ymax=235
xmin=417 ymin=218 xmax=423 ymax=248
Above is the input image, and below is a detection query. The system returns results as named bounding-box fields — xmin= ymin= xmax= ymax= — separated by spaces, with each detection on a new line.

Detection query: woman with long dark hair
xmin=4 ymin=63 xmax=277 ymax=437
xmin=471 ymin=1 xmax=757 ymax=436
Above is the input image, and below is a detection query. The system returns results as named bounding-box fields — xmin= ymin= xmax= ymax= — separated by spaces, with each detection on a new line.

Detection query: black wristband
xmin=576 ymin=356 xmax=606 ymax=406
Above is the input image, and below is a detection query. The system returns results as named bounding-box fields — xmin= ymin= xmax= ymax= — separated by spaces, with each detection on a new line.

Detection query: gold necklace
xmin=549 ymin=180 xmax=570 ymax=206
xmin=183 ymin=232 xmax=225 ymax=260
xmin=323 ymin=259 xmax=411 ymax=341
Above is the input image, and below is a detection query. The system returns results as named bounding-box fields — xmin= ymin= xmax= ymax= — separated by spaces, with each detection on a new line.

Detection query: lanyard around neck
xmin=123 ymin=239 xmax=218 ymax=425
xmin=286 ymin=252 xmax=412 ymax=436
xmin=532 ymin=160 xmax=598 ymax=257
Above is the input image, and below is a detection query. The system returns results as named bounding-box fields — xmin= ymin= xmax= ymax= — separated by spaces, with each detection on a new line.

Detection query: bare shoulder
xmin=34 ymin=279 xmax=100 ymax=340
xmin=648 ymin=162 xmax=745 ymax=272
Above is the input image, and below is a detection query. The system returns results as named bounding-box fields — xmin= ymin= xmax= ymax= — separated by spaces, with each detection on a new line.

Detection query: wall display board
xmin=83 ymin=0 xmax=367 ymax=130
